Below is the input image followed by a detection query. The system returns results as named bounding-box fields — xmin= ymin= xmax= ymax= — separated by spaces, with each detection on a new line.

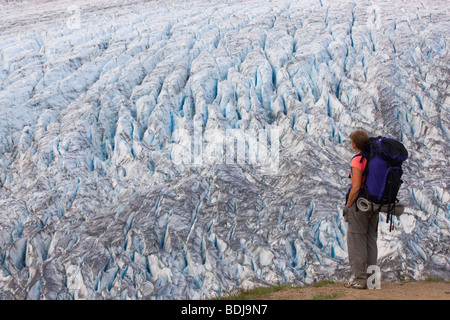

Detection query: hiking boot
xmin=344 ymin=280 xmax=367 ymax=289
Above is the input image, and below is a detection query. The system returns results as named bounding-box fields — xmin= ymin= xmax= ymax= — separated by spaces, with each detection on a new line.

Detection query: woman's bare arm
xmin=346 ymin=167 xmax=363 ymax=207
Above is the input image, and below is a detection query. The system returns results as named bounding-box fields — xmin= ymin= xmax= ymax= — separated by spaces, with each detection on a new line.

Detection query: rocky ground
xmin=265 ymin=280 xmax=450 ymax=300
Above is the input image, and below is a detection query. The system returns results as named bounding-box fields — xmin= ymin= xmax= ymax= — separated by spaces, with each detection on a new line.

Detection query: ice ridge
xmin=0 ymin=0 xmax=449 ymax=299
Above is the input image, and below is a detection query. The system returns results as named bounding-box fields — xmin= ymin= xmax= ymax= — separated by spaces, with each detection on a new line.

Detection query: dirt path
xmin=265 ymin=281 xmax=450 ymax=300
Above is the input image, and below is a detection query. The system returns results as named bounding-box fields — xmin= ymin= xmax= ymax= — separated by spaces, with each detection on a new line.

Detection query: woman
xmin=344 ymin=130 xmax=379 ymax=289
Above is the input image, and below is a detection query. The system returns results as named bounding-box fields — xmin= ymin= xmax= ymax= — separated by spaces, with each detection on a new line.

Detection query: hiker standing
xmin=343 ymin=130 xmax=379 ymax=289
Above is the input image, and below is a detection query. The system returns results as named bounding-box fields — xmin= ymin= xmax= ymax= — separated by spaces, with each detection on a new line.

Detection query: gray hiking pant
xmin=345 ymin=203 xmax=379 ymax=285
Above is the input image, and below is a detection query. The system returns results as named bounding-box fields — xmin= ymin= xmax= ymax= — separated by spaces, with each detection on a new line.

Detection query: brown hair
xmin=350 ymin=130 xmax=369 ymax=151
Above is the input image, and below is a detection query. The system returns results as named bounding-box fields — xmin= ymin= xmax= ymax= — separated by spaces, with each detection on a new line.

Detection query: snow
xmin=0 ymin=0 xmax=449 ymax=300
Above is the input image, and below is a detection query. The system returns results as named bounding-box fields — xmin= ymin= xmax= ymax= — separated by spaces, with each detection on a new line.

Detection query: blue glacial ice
xmin=0 ymin=0 xmax=449 ymax=299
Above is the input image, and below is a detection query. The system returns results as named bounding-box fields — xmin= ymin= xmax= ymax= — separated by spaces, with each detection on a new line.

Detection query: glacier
xmin=0 ymin=0 xmax=449 ymax=300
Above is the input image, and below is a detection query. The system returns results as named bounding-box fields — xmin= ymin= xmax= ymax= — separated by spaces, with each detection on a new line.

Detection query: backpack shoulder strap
xmin=352 ymin=152 xmax=369 ymax=175
xmin=352 ymin=152 xmax=366 ymax=161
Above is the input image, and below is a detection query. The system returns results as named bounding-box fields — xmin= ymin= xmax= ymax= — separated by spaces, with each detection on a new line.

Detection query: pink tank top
xmin=350 ymin=155 xmax=367 ymax=187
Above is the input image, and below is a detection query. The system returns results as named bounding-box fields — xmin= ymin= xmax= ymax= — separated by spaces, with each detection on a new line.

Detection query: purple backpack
xmin=357 ymin=136 xmax=408 ymax=229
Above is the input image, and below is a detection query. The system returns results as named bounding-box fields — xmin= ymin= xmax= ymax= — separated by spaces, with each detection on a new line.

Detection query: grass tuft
xmin=216 ymin=284 xmax=292 ymax=300
xmin=312 ymin=280 xmax=336 ymax=288
xmin=312 ymin=292 xmax=345 ymax=300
